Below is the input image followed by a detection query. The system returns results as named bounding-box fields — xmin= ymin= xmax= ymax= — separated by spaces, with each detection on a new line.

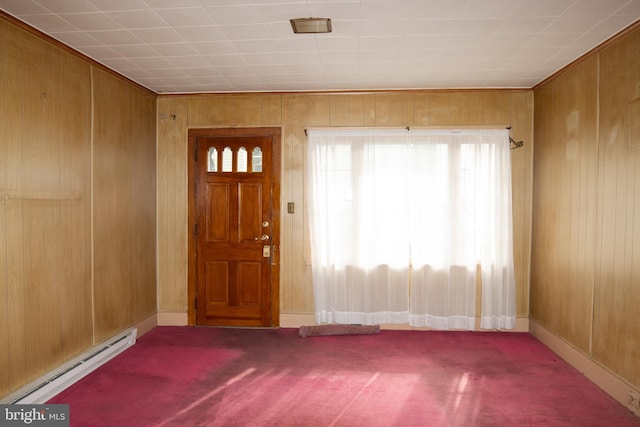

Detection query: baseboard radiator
xmin=3 ymin=327 xmax=137 ymax=404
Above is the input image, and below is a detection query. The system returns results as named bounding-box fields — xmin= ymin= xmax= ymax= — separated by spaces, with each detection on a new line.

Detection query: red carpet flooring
xmin=48 ymin=326 xmax=640 ymax=426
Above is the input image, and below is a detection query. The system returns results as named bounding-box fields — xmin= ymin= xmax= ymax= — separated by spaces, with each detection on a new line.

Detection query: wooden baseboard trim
xmin=157 ymin=312 xmax=188 ymax=326
xmin=134 ymin=313 xmax=158 ymax=337
xmin=279 ymin=314 xmax=529 ymax=332
xmin=529 ymin=320 xmax=640 ymax=416
xmin=279 ymin=313 xmax=316 ymax=328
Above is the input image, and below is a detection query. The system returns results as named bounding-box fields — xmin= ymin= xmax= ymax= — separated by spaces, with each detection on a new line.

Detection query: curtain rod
xmin=506 ymin=126 xmax=524 ymax=149
xmin=304 ymin=126 xmax=525 ymax=149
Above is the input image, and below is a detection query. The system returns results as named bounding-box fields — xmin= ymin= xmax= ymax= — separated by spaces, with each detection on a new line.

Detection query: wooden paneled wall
xmin=0 ymin=16 xmax=157 ymax=398
xmin=92 ymin=69 xmax=157 ymax=344
xmin=157 ymin=90 xmax=533 ymax=321
xmin=532 ymin=24 xmax=640 ymax=389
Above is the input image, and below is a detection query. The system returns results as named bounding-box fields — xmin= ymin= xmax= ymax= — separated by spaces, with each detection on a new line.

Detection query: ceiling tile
xmin=87 ymin=0 xmax=149 ymax=11
xmin=273 ymin=38 xmax=318 ymax=52
xmin=107 ymin=10 xmax=168 ymax=29
xmin=526 ymin=32 xmax=582 ymax=48
xmin=111 ymin=44 xmax=160 ymax=58
xmin=544 ymin=16 xmax=606 ymax=33
xmin=205 ymin=5 xmax=263 ymax=25
xmin=49 ymin=30 xmax=100 ymax=46
xmin=512 ymin=0 xmax=574 ymax=18
xmin=100 ymin=57 xmax=138 ymax=69
xmin=59 ymin=12 xmax=122 ymax=31
xmin=449 ymin=19 xmax=502 ymax=35
xmin=204 ymin=54 xmax=247 ymax=67
xmin=360 ymin=19 xmax=411 ymax=37
xmin=167 ymin=56 xmax=212 ymax=68
xmin=0 ymin=0 xmax=49 ymax=15
xmin=308 ymin=2 xmax=360 ymax=19
xmin=86 ymin=30 xmax=141 ymax=45
xmin=149 ymin=42 xmax=199 ymax=56
xmin=484 ymin=33 xmax=539 ymax=49
xmin=220 ymin=23 xmax=270 ymax=40
xmin=325 ymin=20 xmax=360 ymax=37
xmin=18 ymin=14 xmax=78 ymax=32
xmin=154 ymin=7 xmax=216 ymax=27
xmin=232 ymin=39 xmax=278 ymax=53
xmin=182 ymin=66 xmax=221 ymax=77
xmin=34 ymin=0 xmax=97 ymax=14
xmin=513 ymin=46 xmax=562 ymax=59
xmin=174 ymin=25 xmax=227 ymax=42
xmin=592 ymin=14 xmax=639 ymax=32
xmin=143 ymin=0 xmax=201 ymax=8
xmin=460 ymin=0 xmax=526 ymax=20
xmin=403 ymin=20 xmax=454 ymax=36
xmin=130 ymin=28 xmax=185 ymax=44
xmin=78 ymin=45 xmax=122 ymax=59
xmin=562 ymin=0 xmax=631 ymax=17
xmin=129 ymin=56 xmax=176 ymax=69
xmin=360 ymin=36 xmax=404 ymax=51
xmin=316 ymin=37 xmax=359 ymax=51
xmin=615 ymin=1 xmax=640 ymax=17
xmin=496 ymin=17 xmax=554 ymax=34
xmin=256 ymin=3 xmax=311 ymax=22
xmin=192 ymin=41 xmax=238 ymax=55
xmin=0 ymin=0 xmax=637 ymax=93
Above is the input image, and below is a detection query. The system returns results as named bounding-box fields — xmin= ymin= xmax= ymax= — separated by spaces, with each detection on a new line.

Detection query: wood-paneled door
xmin=188 ymin=128 xmax=280 ymax=327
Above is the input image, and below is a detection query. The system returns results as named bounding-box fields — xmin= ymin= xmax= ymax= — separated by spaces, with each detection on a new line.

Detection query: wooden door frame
xmin=187 ymin=127 xmax=281 ymax=326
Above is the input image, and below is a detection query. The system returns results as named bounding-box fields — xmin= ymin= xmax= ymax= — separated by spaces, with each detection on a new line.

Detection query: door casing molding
xmin=187 ymin=127 xmax=281 ymax=326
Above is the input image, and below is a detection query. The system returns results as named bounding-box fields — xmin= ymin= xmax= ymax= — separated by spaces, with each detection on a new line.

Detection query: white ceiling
xmin=1 ymin=0 xmax=639 ymax=94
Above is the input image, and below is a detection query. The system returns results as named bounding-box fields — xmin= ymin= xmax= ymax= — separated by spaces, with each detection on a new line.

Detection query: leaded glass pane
xmin=207 ymin=147 xmax=218 ymax=172
xmin=252 ymin=147 xmax=262 ymax=172
xmin=237 ymin=147 xmax=248 ymax=172
xmin=222 ymin=147 xmax=233 ymax=172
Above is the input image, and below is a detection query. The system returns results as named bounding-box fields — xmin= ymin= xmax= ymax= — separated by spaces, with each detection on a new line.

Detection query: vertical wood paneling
xmin=429 ymin=93 xmax=451 ymax=125
xmin=2 ymin=20 xmax=29 ymax=394
xmin=364 ymin=94 xmax=377 ymax=126
xmin=157 ymin=97 xmax=189 ymax=313
xmin=329 ymin=95 xmax=350 ymax=126
xmin=510 ymin=92 xmax=533 ymax=316
xmin=413 ymin=93 xmax=430 ymax=125
xmin=132 ymin=89 xmax=157 ymax=322
xmin=57 ymin=51 xmax=93 ymax=360
xmin=261 ymin=95 xmax=282 ymax=125
xmin=93 ymin=69 xmax=156 ymax=344
xmin=482 ymin=92 xmax=511 ymax=126
xmin=157 ymin=90 xmax=533 ymax=319
xmin=532 ymin=58 xmax=598 ymax=352
xmin=187 ymin=96 xmax=213 ymax=127
xmin=23 ymin=34 xmax=54 ymax=381
xmin=449 ymin=93 xmax=467 ymax=125
xmin=1 ymin=18 xmax=95 ymax=397
xmin=592 ymin=27 xmax=640 ymax=387
xmin=93 ymin=72 xmax=131 ymax=340
xmin=0 ymin=18 xmax=8 ymax=394
xmin=1 ymin=15 xmax=156 ymax=398
xmin=532 ymin=25 xmax=640 ymax=389
xmin=348 ymin=95 xmax=365 ymax=126
xmin=629 ymin=31 xmax=640 ymax=386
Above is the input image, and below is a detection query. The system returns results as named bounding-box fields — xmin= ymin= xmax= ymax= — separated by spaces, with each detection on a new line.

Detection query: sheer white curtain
xmin=306 ymin=128 xmax=516 ymax=330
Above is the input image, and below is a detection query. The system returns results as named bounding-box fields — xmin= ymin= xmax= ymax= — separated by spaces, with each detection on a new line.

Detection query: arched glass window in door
xmin=222 ymin=147 xmax=233 ymax=172
xmin=237 ymin=147 xmax=248 ymax=172
xmin=207 ymin=147 xmax=218 ymax=172
xmin=252 ymin=147 xmax=262 ymax=172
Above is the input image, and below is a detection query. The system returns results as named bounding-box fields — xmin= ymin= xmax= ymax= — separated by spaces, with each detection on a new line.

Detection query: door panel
xmin=207 ymin=184 xmax=230 ymax=241
xmin=238 ymin=183 xmax=261 ymax=242
xmin=195 ymin=135 xmax=273 ymax=326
